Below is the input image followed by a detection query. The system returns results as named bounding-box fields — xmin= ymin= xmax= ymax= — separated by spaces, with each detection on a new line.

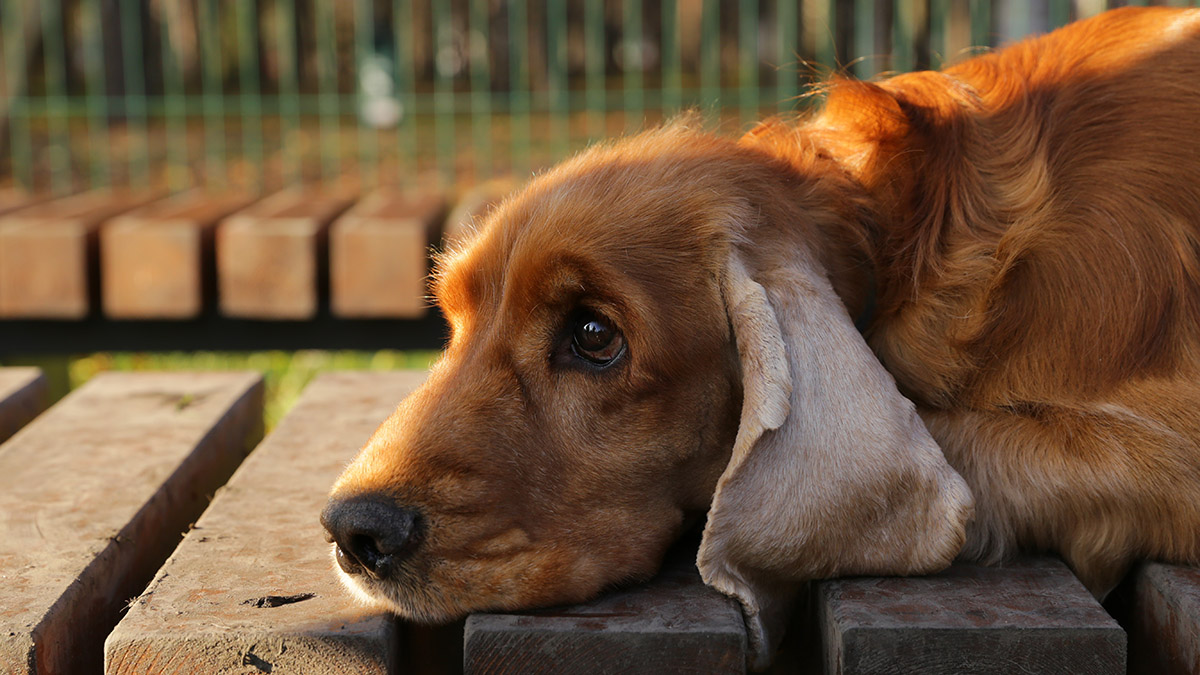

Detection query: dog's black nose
xmin=320 ymin=495 xmax=422 ymax=580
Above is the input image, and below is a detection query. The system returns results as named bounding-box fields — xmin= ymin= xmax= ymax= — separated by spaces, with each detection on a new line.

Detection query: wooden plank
xmin=0 ymin=191 xmax=159 ymax=318
xmin=1127 ymin=562 xmax=1200 ymax=675
xmin=330 ymin=189 xmax=445 ymax=318
xmin=463 ymin=538 xmax=747 ymax=674
xmin=216 ymin=188 xmax=355 ymax=319
xmin=442 ymin=179 xmax=517 ymax=249
xmin=0 ymin=189 xmax=45 ymax=217
xmin=100 ymin=191 xmax=255 ymax=319
xmin=105 ymin=371 xmax=428 ymax=675
xmin=0 ymin=372 xmax=263 ymax=674
xmin=0 ymin=367 xmax=47 ymax=444
xmin=818 ymin=557 xmax=1126 ymax=674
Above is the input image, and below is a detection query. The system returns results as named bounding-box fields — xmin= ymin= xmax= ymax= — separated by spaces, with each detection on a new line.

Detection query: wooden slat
xmin=0 ymin=372 xmax=263 ymax=674
xmin=100 ymin=191 xmax=255 ymax=319
xmin=106 ymin=371 xmax=428 ymax=675
xmin=463 ymin=539 xmax=747 ymax=674
xmin=1128 ymin=562 xmax=1200 ymax=674
xmin=442 ymin=179 xmax=518 ymax=248
xmin=216 ymin=188 xmax=355 ymax=319
xmin=0 ymin=189 xmax=45 ymax=217
xmin=0 ymin=367 xmax=48 ymax=444
xmin=0 ymin=191 xmax=160 ymax=318
xmin=330 ymin=189 xmax=445 ymax=318
xmin=817 ymin=557 xmax=1126 ymax=674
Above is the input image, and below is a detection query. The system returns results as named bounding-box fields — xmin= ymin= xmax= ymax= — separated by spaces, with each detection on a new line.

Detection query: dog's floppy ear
xmin=698 ymin=244 xmax=974 ymax=669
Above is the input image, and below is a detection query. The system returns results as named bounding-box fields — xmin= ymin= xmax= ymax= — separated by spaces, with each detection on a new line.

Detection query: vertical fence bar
xmin=41 ymin=0 xmax=71 ymax=193
xmin=853 ymin=0 xmax=875 ymax=78
xmin=893 ymin=0 xmax=915 ymax=73
xmin=120 ymin=0 xmax=150 ymax=188
xmin=470 ymin=0 xmax=493 ymax=178
xmin=394 ymin=0 xmax=416 ymax=178
xmin=548 ymin=0 xmax=569 ymax=161
xmin=200 ymin=0 xmax=226 ymax=188
xmin=83 ymin=0 xmax=110 ymax=190
xmin=161 ymin=0 xmax=189 ymax=191
xmin=278 ymin=0 xmax=302 ymax=185
xmin=432 ymin=0 xmax=455 ymax=181
xmin=738 ymin=0 xmax=758 ymax=128
xmin=236 ymin=0 xmax=264 ymax=192
xmin=661 ymin=0 xmax=682 ymax=116
xmin=777 ymin=0 xmax=798 ymax=113
xmin=508 ymin=0 xmax=530 ymax=176
xmin=4 ymin=0 xmax=34 ymax=190
xmin=1047 ymin=0 xmax=1071 ymax=29
xmin=700 ymin=0 xmax=720 ymax=115
xmin=930 ymin=0 xmax=948 ymax=66
xmin=970 ymin=0 xmax=991 ymax=48
xmin=623 ymin=0 xmax=645 ymax=131
xmin=355 ymin=0 xmax=378 ymax=187
xmin=316 ymin=0 xmax=341 ymax=184
xmin=584 ymin=0 xmax=605 ymax=141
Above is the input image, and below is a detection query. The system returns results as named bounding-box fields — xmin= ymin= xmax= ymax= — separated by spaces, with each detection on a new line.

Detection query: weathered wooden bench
xmin=0 ymin=184 xmax=508 ymax=354
xmin=0 ymin=366 xmax=1197 ymax=674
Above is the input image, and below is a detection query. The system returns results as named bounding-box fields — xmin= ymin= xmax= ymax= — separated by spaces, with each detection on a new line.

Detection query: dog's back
xmin=799 ymin=7 xmax=1200 ymax=591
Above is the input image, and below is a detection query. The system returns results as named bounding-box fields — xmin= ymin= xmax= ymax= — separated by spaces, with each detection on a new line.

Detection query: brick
xmin=817 ymin=557 xmax=1126 ymax=674
xmin=330 ymin=189 xmax=445 ymax=318
xmin=442 ymin=179 xmax=518 ymax=249
xmin=0 ymin=372 xmax=263 ymax=674
xmin=0 ymin=191 xmax=159 ymax=318
xmin=1127 ymin=562 xmax=1200 ymax=674
xmin=0 ymin=367 xmax=47 ymax=444
xmin=216 ymin=189 xmax=355 ymax=319
xmin=105 ymin=371 xmax=427 ymax=675
xmin=100 ymin=192 xmax=254 ymax=319
xmin=463 ymin=541 xmax=746 ymax=674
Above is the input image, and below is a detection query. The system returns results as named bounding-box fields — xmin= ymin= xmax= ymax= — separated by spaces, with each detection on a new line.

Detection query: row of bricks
xmin=0 ymin=366 xmax=1197 ymax=673
xmin=0 ymin=182 xmax=513 ymax=321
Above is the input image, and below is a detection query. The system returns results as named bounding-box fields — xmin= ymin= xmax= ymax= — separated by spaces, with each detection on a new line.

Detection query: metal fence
xmin=0 ymin=0 xmax=1194 ymax=195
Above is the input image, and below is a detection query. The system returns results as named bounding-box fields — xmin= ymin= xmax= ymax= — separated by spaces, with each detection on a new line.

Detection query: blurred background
xmin=3 ymin=0 xmax=1194 ymax=195
xmin=0 ymin=0 xmax=1195 ymax=416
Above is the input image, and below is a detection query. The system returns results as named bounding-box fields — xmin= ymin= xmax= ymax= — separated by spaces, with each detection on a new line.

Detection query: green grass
xmin=1 ymin=350 xmax=439 ymax=431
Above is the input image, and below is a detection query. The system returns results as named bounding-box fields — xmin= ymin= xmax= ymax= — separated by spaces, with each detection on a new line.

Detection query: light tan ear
xmin=698 ymin=245 xmax=974 ymax=670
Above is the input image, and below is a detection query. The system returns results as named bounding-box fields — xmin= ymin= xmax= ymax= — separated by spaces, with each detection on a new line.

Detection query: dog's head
xmin=322 ymin=120 xmax=973 ymax=667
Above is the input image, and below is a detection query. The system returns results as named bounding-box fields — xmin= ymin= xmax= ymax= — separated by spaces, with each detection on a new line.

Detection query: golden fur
xmin=326 ymin=7 xmax=1200 ymax=667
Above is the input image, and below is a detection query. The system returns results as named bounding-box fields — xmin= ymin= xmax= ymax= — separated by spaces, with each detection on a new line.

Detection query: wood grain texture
xmin=100 ymin=191 xmax=254 ymax=319
xmin=105 ymin=372 xmax=428 ymax=675
xmin=215 ymin=188 xmax=355 ymax=319
xmin=0 ymin=367 xmax=47 ymax=444
xmin=1128 ymin=562 xmax=1200 ymax=675
xmin=0 ymin=191 xmax=160 ymax=318
xmin=818 ymin=557 xmax=1126 ymax=675
xmin=0 ymin=372 xmax=263 ymax=674
xmin=464 ymin=539 xmax=746 ymax=675
xmin=330 ymin=189 xmax=445 ymax=318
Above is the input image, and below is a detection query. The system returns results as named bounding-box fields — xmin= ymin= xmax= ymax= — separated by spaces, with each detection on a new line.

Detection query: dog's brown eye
xmin=572 ymin=313 xmax=625 ymax=365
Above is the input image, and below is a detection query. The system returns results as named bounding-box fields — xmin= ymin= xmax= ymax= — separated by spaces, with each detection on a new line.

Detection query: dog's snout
xmin=320 ymin=496 xmax=422 ymax=580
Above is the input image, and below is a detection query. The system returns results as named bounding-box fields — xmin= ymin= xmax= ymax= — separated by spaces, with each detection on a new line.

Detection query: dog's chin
xmin=328 ymin=547 xmax=460 ymax=623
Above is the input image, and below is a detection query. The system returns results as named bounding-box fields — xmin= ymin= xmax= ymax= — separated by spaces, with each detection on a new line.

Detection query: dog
xmin=322 ymin=7 xmax=1200 ymax=668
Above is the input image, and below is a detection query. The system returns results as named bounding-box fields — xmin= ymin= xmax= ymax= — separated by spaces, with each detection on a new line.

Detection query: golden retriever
xmin=322 ymin=7 xmax=1200 ymax=668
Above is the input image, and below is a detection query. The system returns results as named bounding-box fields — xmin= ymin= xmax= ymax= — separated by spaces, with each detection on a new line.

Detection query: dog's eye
xmin=571 ymin=313 xmax=625 ymax=366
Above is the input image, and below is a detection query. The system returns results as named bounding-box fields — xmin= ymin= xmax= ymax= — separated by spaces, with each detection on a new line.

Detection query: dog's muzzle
xmin=320 ymin=495 xmax=423 ymax=580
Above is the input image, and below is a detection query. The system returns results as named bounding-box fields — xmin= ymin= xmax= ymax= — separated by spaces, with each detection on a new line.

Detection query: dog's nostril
xmin=320 ymin=495 xmax=422 ymax=580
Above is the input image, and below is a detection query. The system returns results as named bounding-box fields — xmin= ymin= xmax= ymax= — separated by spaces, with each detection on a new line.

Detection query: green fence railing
xmin=0 ymin=0 xmax=1195 ymax=195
